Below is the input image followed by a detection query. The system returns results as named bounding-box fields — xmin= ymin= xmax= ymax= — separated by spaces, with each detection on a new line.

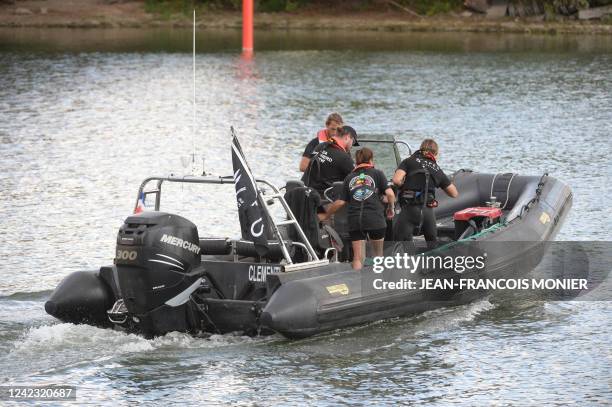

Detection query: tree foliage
xmin=144 ymin=0 xmax=610 ymax=15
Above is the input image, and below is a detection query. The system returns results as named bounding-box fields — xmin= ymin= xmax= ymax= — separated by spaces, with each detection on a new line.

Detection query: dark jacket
xmin=284 ymin=186 xmax=322 ymax=250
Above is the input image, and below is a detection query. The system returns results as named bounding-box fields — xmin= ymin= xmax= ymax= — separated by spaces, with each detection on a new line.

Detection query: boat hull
xmin=45 ymin=171 xmax=572 ymax=339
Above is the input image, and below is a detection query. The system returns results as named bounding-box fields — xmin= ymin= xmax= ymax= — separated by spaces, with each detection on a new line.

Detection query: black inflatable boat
xmin=45 ymin=135 xmax=572 ymax=339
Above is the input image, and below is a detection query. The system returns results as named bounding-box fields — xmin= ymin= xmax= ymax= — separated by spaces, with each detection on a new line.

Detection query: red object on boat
xmin=453 ymin=207 xmax=502 ymax=222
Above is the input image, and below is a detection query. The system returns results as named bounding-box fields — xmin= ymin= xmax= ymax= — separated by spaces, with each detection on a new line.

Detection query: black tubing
xmin=45 ymin=270 xmax=114 ymax=327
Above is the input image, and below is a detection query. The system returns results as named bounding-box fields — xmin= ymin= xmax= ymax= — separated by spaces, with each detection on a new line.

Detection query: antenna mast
xmin=192 ymin=9 xmax=197 ymax=173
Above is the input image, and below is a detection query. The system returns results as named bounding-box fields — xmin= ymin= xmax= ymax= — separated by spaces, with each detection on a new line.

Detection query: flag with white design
xmin=231 ymin=128 xmax=270 ymax=256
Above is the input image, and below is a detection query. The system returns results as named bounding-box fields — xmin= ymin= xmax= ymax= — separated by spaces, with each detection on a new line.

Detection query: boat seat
xmin=200 ymin=238 xmax=232 ymax=255
xmin=284 ymin=179 xmax=305 ymax=193
xmin=199 ymin=238 xmax=291 ymax=262
xmin=234 ymin=240 xmax=290 ymax=262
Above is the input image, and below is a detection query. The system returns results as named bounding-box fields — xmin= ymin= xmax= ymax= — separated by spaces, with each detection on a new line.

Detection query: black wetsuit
xmin=302 ymin=137 xmax=321 ymax=159
xmin=340 ymin=165 xmax=390 ymax=241
xmin=302 ymin=142 xmax=354 ymax=196
xmin=394 ymin=151 xmax=451 ymax=243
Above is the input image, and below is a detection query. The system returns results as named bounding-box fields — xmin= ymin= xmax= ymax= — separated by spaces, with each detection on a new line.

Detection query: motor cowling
xmin=114 ymin=212 xmax=202 ymax=328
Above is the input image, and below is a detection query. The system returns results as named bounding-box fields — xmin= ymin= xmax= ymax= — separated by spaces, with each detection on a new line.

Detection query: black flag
xmin=231 ymin=129 xmax=270 ymax=256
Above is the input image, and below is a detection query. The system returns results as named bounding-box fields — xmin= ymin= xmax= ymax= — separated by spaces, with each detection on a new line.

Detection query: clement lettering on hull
xmin=248 ymin=265 xmax=281 ymax=282
xmin=159 ymin=234 xmax=201 ymax=255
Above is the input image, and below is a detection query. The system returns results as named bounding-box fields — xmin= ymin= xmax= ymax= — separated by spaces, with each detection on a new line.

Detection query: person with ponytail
xmin=320 ymin=147 xmax=395 ymax=270
xmin=392 ymin=139 xmax=458 ymax=245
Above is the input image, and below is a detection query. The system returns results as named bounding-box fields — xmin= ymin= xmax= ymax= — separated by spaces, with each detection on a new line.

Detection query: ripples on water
xmin=0 ymin=29 xmax=610 ymax=405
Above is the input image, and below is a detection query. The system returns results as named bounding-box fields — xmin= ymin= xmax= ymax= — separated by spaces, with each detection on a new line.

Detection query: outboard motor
xmin=109 ymin=211 xmax=203 ymax=337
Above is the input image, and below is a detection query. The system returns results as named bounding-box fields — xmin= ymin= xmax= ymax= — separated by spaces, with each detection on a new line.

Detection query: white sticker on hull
xmin=248 ymin=265 xmax=281 ymax=282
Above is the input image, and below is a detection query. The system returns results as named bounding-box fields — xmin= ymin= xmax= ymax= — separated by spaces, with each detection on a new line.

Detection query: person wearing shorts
xmin=320 ymin=147 xmax=395 ymax=270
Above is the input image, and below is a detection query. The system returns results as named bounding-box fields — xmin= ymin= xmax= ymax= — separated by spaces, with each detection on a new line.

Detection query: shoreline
xmin=2 ymin=16 xmax=611 ymax=36
xmin=1 ymin=2 xmax=611 ymax=35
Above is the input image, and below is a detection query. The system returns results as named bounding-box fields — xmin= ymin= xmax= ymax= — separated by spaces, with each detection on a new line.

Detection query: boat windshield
xmin=355 ymin=135 xmax=411 ymax=178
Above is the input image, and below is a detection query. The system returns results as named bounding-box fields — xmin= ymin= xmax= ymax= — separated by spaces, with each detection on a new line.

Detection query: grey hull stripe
xmin=164 ymin=278 xmax=203 ymax=307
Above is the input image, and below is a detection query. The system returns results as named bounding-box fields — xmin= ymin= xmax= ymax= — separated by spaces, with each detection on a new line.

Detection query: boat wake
xmin=405 ymin=299 xmax=497 ymax=339
xmin=11 ymin=323 xmax=272 ymax=358
xmin=0 ymin=290 xmax=54 ymax=302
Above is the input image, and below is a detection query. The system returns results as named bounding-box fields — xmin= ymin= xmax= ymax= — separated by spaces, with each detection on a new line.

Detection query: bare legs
xmin=351 ymin=238 xmax=384 ymax=270
xmin=351 ymin=240 xmax=364 ymax=270
xmin=371 ymin=238 xmax=384 ymax=258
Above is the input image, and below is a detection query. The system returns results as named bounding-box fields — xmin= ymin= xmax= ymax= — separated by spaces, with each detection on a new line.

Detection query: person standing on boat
xmin=299 ymin=112 xmax=344 ymax=172
xmin=302 ymin=125 xmax=359 ymax=196
xmin=392 ymin=139 xmax=458 ymax=245
xmin=320 ymin=147 xmax=395 ymax=270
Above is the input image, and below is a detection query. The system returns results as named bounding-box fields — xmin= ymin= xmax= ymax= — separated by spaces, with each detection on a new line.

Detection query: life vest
xmin=399 ymin=150 xmax=436 ymax=207
xmin=398 ymin=151 xmax=439 ymax=236
xmin=316 ymin=137 xmax=346 ymax=153
xmin=421 ymin=150 xmax=437 ymax=162
xmin=317 ymin=129 xmax=330 ymax=143
xmin=353 ymin=163 xmax=374 ymax=171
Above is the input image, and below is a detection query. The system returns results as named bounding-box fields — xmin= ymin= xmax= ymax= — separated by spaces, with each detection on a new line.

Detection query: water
xmin=0 ymin=29 xmax=610 ymax=405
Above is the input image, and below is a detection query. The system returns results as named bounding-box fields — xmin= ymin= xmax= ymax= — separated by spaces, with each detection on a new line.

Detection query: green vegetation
xmin=143 ymin=0 xmax=609 ymax=16
xmin=144 ymin=0 xmax=307 ymax=14
xmin=143 ymin=0 xmax=466 ymax=15
xmin=144 ymin=0 xmax=187 ymax=18
xmin=405 ymin=0 xmax=463 ymax=16
xmin=145 ymin=0 xmax=463 ymax=17
xmin=550 ymin=0 xmax=590 ymax=13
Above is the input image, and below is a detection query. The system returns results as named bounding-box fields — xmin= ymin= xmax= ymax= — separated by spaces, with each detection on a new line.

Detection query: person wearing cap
xmin=299 ymin=113 xmax=344 ymax=172
xmin=302 ymin=125 xmax=360 ymax=197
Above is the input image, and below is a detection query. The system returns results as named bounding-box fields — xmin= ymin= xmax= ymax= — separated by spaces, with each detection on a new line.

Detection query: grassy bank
xmin=143 ymin=0 xmax=467 ymax=15
xmin=0 ymin=0 xmax=611 ymax=34
xmin=143 ymin=0 xmax=610 ymax=17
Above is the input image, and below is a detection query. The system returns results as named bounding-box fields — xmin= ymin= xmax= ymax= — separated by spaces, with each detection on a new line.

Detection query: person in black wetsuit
xmin=320 ymin=147 xmax=395 ymax=270
xmin=298 ymin=112 xmax=344 ymax=173
xmin=302 ymin=125 xmax=359 ymax=197
xmin=392 ymin=139 xmax=458 ymax=246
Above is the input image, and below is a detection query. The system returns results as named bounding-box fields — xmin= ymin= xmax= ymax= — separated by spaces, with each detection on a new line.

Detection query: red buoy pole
xmin=242 ymin=0 xmax=254 ymax=55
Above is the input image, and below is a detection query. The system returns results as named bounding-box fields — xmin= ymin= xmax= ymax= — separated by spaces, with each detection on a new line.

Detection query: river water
xmin=0 ymin=29 xmax=610 ymax=405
